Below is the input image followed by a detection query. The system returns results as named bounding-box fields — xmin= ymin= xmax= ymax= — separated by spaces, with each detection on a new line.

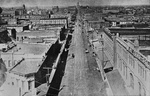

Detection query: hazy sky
xmin=0 ymin=0 xmax=149 ymax=7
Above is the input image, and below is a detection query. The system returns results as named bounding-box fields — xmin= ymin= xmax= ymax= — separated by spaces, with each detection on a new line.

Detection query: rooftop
xmin=7 ymin=24 xmax=28 ymax=27
xmin=6 ymin=43 xmax=50 ymax=55
xmin=17 ymin=31 xmax=57 ymax=37
xmin=10 ymin=58 xmax=42 ymax=75
xmin=31 ymin=17 xmax=67 ymax=20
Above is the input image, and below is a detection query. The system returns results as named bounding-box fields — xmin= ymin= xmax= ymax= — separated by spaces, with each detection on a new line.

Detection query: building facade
xmin=30 ymin=18 xmax=68 ymax=28
xmin=102 ymin=29 xmax=150 ymax=96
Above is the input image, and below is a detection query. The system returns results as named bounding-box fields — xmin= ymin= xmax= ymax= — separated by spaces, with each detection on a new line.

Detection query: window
xmin=143 ymin=88 xmax=146 ymax=96
xmin=12 ymin=82 xmax=14 ymax=85
xmin=126 ymin=66 xmax=127 ymax=79
xmin=28 ymin=81 xmax=32 ymax=90
xmin=123 ymin=61 xmax=127 ymax=79
xmin=8 ymin=60 xmax=11 ymax=67
xmin=123 ymin=49 xmax=128 ymax=61
xmin=139 ymin=82 xmax=142 ymax=96
xmin=130 ymin=73 xmax=134 ymax=89
xmin=140 ymin=66 xmax=143 ymax=76
xmin=16 ymin=79 xmax=19 ymax=87
xmin=120 ymin=58 xmax=122 ymax=71
xmin=117 ymin=54 xmax=120 ymax=68
xmin=123 ymin=63 xmax=126 ymax=76
xmin=143 ymin=69 xmax=144 ymax=78
xmin=145 ymin=70 xmax=147 ymax=81
xmin=22 ymin=81 xmax=25 ymax=90
xmin=132 ymin=59 xmax=135 ymax=68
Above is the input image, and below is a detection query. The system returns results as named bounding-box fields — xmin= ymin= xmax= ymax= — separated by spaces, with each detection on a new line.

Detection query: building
xmin=6 ymin=58 xmax=42 ymax=96
xmin=52 ymin=6 xmax=59 ymax=13
xmin=1 ymin=43 xmax=50 ymax=70
xmin=0 ymin=58 xmax=7 ymax=87
xmin=0 ymin=9 xmax=15 ymax=22
xmin=15 ymin=5 xmax=27 ymax=16
xmin=30 ymin=18 xmax=68 ymax=28
xmin=7 ymin=18 xmax=17 ymax=25
xmin=0 ymin=38 xmax=63 ymax=96
xmin=6 ymin=24 xmax=29 ymax=33
xmin=95 ymin=28 xmax=150 ymax=96
xmin=0 ymin=29 xmax=12 ymax=43
xmin=16 ymin=30 xmax=59 ymax=44
xmin=29 ymin=14 xmax=49 ymax=20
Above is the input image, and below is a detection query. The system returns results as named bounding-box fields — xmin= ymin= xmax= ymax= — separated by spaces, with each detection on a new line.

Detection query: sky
xmin=0 ymin=0 xmax=149 ymax=7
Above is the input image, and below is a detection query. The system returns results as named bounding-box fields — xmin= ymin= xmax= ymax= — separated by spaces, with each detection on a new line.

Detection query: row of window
xmin=138 ymin=64 xmax=147 ymax=81
xmin=129 ymin=55 xmax=135 ymax=68
xmin=118 ymin=55 xmax=128 ymax=79
xmin=117 ymin=43 xmax=128 ymax=61
xmin=11 ymin=78 xmax=33 ymax=91
xmin=117 ymin=42 xmax=147 ymax=81
xmin=117 ymin=54 xmax=147 ymax=96
xmin=117 ymin=54 xmax=147 ymax=95
xmin=138 ymin=35 xmax=150 ymax=40
xmin=32 ymin=20 xmax=67 ymax=24
xmin=4 ymin=60 xmax=17 ymax=68
xmin=118 ymin=54 xmax=147 ymax=82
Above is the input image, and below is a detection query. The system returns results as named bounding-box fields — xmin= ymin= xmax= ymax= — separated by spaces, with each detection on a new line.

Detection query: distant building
xmin=29 ymin=14 xmax=49 ymax=20
xmin=16 ymin=30 xmax=59 ymax=43
xmin=67 ymin=6 xmax=77 ymax=14
xmin=15 ymin=5 xmax=27 ymax=16
xmin=7 ymin=18 xmax=17 ymax=25
xmin=50 ymin=14 xmax=68 ymax=18
xmin=6 ymin=24 xmax=29 ymax=33
xmin=102 ymin=9 xmax=119 ymax=14
xmin=52 ymin=6 xmax=59 ymax=13
xmin=0 ymin=10 xmax=15 ymax=22
xmin=30 ymin=18 xmax=68 ymax=28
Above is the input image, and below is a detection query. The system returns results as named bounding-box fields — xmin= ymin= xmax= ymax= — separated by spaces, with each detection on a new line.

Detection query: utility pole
xmin=101 ymin=39 xmax=106 ymax=81
xmin=43 ymin=67 xmax=52 ymax=86
xmin=12 ymin=50 xmax=14 ymax=67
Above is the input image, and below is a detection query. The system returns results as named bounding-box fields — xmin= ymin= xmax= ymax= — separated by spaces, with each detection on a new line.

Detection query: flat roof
xmin=10 ymin=58 xmax=42 ymax=75
xmin=7 ymin=24 xmax=28 ymax=27
xmin=23 ymin=29 xmax=59 ymax=33
xmin=7 ymin=43 xmax=50 ymax=55
xmin=17 ymin=32 xmax=57 ymax=37
xmin=109 ymin=27 xmax=150 ymax=35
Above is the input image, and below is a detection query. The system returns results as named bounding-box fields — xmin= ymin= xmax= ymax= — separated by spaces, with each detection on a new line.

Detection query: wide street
xmin=58 ymin=16 xmax=107 ymax=96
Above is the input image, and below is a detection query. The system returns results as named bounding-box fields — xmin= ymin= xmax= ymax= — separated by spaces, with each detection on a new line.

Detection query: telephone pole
xmin=43 ymin=67 xmax=53 ymax=86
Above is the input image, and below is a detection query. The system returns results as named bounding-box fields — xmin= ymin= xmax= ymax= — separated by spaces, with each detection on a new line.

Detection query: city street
xmin=58 ymin=19 xmax=107 ymax=96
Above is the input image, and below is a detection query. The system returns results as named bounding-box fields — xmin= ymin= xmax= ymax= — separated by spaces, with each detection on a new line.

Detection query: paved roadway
xmin=58 ymin=19 xmax=107 ymax=96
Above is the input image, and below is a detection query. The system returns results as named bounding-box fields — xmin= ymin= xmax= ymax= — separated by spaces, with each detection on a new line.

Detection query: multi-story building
xmin=97 ymin=28 xmax=150 ymax=96
xmin=0 ymin=37 xmax=64 ymax=96
xmin=30 ymin=18 xmax=68 ymax=28
xmin=0 ymin=9 xmax=15 ymax=22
